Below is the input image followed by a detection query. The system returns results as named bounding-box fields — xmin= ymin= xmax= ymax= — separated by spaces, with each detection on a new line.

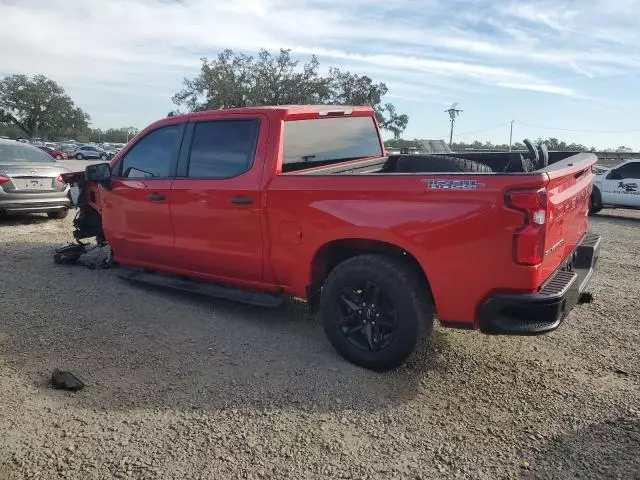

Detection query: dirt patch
xmin=0 ymin=209 xmax=638 ymax=479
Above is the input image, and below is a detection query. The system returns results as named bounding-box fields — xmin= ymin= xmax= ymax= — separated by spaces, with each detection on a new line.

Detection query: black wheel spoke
xmin=364 ymin=282 xmax=380 ymax=305
xmin=339 ymin=292 xmax=360 ymax=313
xmin=376 ymin=312 xmax=396 ymax=328
xmin=373 ymin=324 xmax=385 ymax=347
xmin=364 ymin=323 xmax=375 ymax=350
xmin=338 ymin=311 xmax=359 ymax=327
xmin=343 ymin=323 xmax=365 ymax=337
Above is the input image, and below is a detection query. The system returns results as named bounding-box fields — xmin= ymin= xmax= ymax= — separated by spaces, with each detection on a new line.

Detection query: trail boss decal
xmin=423 ymin=179 xmax=483 ymax=190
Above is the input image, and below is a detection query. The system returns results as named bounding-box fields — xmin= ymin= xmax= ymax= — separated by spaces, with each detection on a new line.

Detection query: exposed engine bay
xmin=54 ymin=171 xmax=112 ymax=268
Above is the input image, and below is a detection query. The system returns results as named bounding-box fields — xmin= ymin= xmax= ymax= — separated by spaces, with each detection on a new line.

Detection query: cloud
xmin=497 ymin=82 xmax=576 ymax=97
xmin=0 ymin=0 xmax=638 ymax=129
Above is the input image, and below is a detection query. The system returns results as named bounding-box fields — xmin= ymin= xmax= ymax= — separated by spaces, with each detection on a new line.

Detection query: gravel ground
xmin=0 ymin=209 xmax=638 ymax=480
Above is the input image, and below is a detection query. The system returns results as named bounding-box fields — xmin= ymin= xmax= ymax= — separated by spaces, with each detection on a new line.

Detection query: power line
xmin=516 ymin=122 xmax=640 ymax=134
xmin=433 ymin=119 xmax=639 ymax=144
xmin=455 ymin=122 xmax=511 ymax=136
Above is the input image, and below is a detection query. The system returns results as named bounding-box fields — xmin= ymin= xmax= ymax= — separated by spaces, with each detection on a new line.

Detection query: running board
xmin=117 ymin=268 xmax=285 ymax=308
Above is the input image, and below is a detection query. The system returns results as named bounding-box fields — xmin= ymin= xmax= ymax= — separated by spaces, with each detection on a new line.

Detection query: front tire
xmin=320 ymin=254 xmax=434 ymax=371
xmin=100 ymin=154 xmax=108 ymax=160
xmin=55 ymin=155 xmax=62 ymax=160
xmin=75 ymin=153 xmax=84 ymax=160
xmin=590 ymin=187 xmax=603 ymax=215
xmin=48 ymin=209 xmax=69 ymax=220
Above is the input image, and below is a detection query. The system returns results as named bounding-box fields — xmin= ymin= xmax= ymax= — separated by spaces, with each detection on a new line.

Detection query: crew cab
xmin=590 ymin=159 xmax=640 ymax=213
xmin=58 ymin=105 xmax=600 ymax=371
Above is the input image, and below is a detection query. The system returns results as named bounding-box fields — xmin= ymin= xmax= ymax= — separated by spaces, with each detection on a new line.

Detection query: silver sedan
xmin=0 ymin=139 xmax=72 ymax=219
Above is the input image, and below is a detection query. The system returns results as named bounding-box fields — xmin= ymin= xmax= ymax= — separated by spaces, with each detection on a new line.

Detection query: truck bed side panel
xmin=267 ymin=173 xmax=550 ymax=325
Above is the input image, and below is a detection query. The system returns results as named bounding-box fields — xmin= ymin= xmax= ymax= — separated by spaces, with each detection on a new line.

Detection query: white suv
xmin=71 ymin=145 xmax=109 ymax=160
xmin=591 ymin=159 xmax=640 ymax=213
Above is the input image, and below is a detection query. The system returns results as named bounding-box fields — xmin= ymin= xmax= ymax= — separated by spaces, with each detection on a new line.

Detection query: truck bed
xmin=285 ymin=151 xmax=590 ymax=176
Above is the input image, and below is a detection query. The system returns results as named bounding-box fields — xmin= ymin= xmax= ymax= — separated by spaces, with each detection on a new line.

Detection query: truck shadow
xmin=0 ymin=213 xmax=51 ymax=226
xmin=591 ymin=212 xmax=640 ymax=224
xmin=522 ymin=417 xmax=640 ymax=479
xmin=2 ymin=241 xmax=450 ymax=413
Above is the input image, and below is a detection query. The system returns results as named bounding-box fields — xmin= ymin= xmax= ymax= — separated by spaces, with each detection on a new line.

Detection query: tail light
xmin=505 ymin=188 xmax=547 ymax=266
xmin=56 ymin=175 xmax=64 ymax=184
xmin=0 ymin=175 xmax=9 ymax=184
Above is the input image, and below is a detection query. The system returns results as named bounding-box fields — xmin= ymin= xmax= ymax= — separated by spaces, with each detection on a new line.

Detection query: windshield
xmin=282 ymin=116 xmax=382 ymax=173
xmin=0 ymin=144 xmax=56 ymax=163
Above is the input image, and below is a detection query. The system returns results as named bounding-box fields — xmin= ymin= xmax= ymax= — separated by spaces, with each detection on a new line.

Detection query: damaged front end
xmin=54 ymin=170 xmax=112 ymax=268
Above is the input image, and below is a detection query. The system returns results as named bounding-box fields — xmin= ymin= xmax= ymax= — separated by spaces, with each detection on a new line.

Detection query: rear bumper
xmin=478 ymin=233 xmax=601 ymax=335
xmin=0 ymin=196 xmax=71 ymax=214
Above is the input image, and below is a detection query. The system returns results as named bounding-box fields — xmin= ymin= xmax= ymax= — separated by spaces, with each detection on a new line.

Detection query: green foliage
xmin=384 ymin=138 xmax=423 ymax=149
xmin=88 ymin=127 xmax=139 ymax=144
xmin=0 ymin=74 xmax=90 ymax=139
xmin=173 ymin=48 xmax=409 ymax=138
xmin=450 ymin=138 xmax=598 ymax=152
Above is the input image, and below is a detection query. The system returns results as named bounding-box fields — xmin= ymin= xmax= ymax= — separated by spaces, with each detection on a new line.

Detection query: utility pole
xmin=509 ymin=120 xmax=514 ymax=151
xmin=445 ymin=103 xmax=463 ymax=147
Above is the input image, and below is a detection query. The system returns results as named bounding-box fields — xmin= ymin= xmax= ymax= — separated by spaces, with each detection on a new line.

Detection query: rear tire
xmin=55 ymin=155 xmax=62 ymax=160
xmin=48 ymin=209 xmax=69 ymax=220
xmin=320 ymin=254 xmax=434 ymax=371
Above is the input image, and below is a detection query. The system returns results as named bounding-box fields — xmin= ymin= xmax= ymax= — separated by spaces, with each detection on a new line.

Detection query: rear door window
xmin=186 ymin=119 xmax=259 ymax=179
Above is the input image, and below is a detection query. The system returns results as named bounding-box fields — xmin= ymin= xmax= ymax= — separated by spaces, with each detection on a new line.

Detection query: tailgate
xmin=540 ymin=153 xmax=596 ymax=281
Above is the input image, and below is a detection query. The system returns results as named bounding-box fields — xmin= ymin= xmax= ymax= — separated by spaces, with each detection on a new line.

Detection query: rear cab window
xmin=0 ymin=143 xmax=55 ymax=163
xmin=282 ymin=116 xmax=382 ymax=173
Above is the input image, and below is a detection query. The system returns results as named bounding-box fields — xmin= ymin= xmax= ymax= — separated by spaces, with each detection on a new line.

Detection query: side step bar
xmin=117 ymin=268 xmax=285 ymax=308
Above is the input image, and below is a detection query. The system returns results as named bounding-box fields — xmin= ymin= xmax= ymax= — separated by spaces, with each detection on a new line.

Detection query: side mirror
xmin=85 ymin=162 xmax=112 ymax=189
xmin=608 ymin=169 xmax=622 ymax=180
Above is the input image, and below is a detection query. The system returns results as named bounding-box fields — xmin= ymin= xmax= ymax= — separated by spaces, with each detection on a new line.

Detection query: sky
xmin=1 ymin=0 xmax=640 ymax=149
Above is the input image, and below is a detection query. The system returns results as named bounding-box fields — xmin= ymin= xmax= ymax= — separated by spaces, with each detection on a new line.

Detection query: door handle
xmin=148 ymin=192 xmax=166 ymax=201
xmin=229 ymin=196 xmax=253 ymax=205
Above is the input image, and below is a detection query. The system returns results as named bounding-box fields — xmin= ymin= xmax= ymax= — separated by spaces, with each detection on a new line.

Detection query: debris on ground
xmin=51 ymin=369 xmax=85 ymax=391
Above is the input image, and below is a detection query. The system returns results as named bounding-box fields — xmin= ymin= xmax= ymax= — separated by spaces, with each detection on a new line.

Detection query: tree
xmin=87 ymin=127 xmax=139 ymax=143
xmin=448 ymin=138 xmax=593 ymax=152
xmin=327 ymin=68 xmax=408 ymax=139
xmin=385 ymin=138 xmax=423 ymax=149
xmin=173 ymin=48 xmax=408 ymax=137
xmin=0 ymin=74 xmax=90 ymax=139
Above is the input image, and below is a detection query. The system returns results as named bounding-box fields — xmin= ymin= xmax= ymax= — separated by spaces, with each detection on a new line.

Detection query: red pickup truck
xmin=58 ymin=105 xmax=600 ymax=371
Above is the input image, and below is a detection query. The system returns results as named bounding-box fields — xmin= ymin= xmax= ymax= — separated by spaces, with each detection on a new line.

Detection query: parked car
xmin=0 ymin=139 xmax=71 ymax=219
xmin=59 ymin=105 xmax=600 ymax=371
xmin=591 ymin=159 xmax=640 ymax=213
xmin=71 ymin=145 xmax=110 ymax=160
xmin=56 ymin=144 xmax=77 ymax=156
xmin=39 ymin=145 xmax=69 ymax=160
